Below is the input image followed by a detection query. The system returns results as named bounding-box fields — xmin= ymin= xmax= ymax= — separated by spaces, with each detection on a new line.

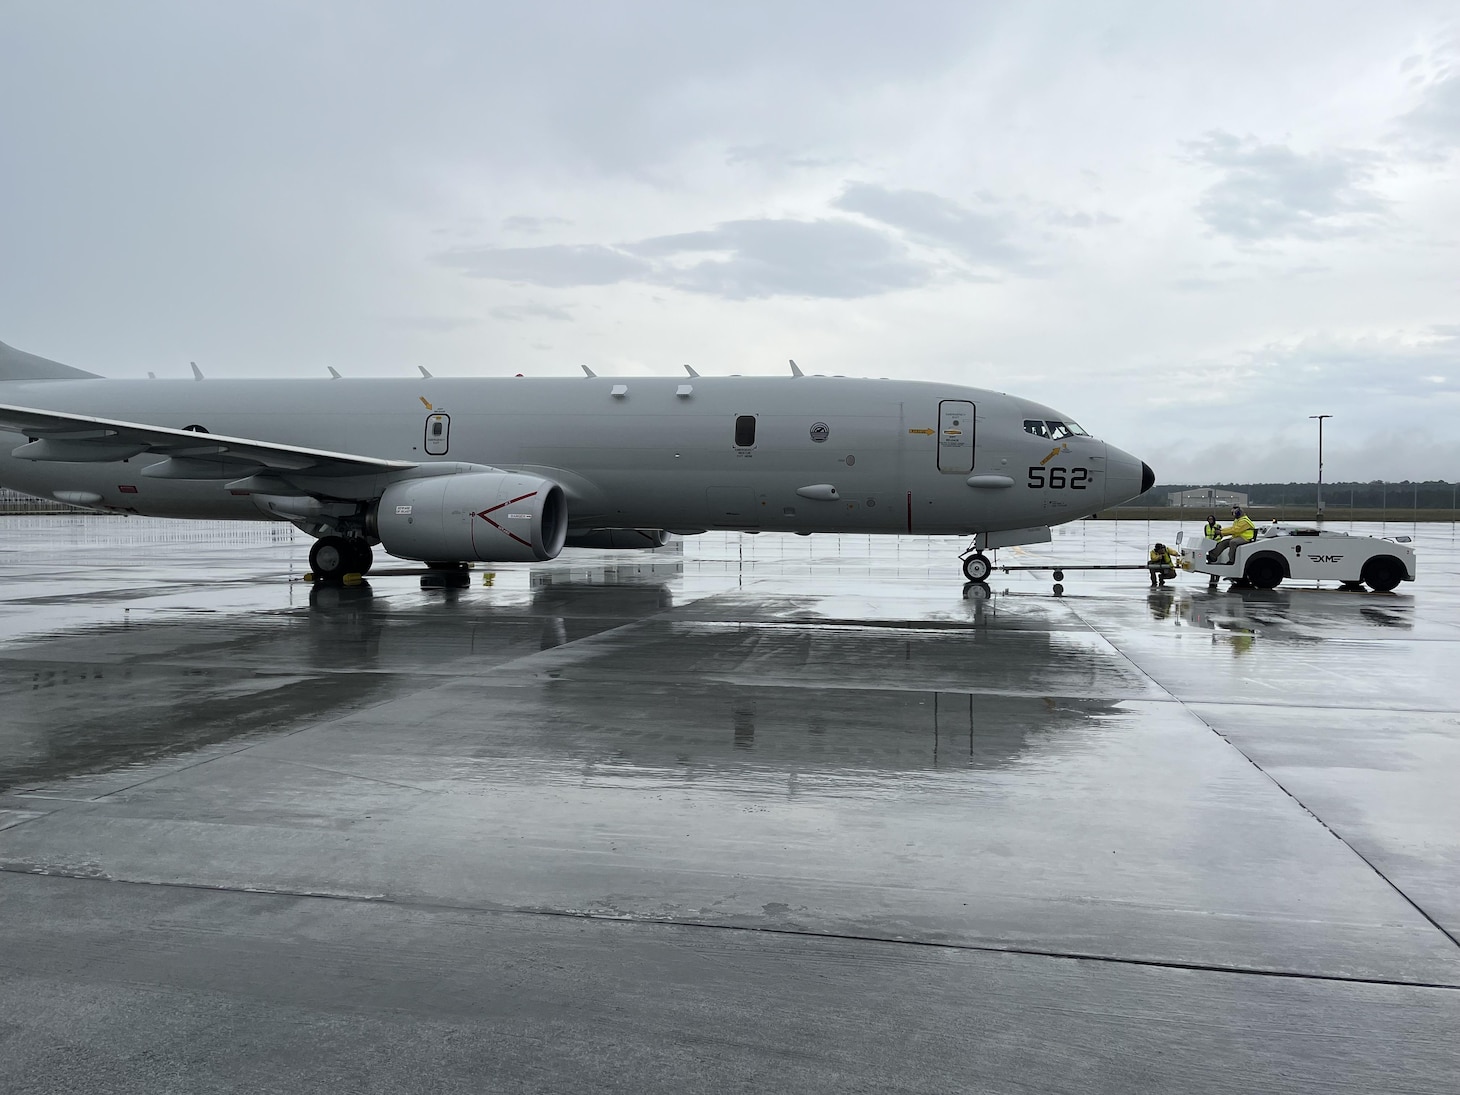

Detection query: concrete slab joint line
xmin=2 ymin=865 xmax=1459 ymax=995
xmin=1060 ymin=597 xmax=1460 ymax=956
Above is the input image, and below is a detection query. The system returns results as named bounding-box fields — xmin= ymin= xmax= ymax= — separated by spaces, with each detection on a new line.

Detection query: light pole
xmin=1310 ymin=414 xmax=1332 ymax=519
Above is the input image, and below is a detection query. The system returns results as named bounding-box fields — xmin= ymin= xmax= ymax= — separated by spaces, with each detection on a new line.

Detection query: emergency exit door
xmin=937 ymin=400 xmax=975 ymax=473
xmin=424 ymin=413 xmax=450 ymax=455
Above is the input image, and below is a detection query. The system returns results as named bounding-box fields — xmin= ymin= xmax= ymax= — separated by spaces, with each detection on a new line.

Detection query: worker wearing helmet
xmin=1207 ymin=506 xmax=1256 ymax=565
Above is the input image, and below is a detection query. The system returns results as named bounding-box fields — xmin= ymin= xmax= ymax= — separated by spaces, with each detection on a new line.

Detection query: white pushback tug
xmin=1176 ymin=523 xmax=1416 ymax=592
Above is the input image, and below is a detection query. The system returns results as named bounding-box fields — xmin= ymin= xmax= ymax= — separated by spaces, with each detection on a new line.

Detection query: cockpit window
xmin=1046 ymin=420 xmax=1090 ymax=440
xmin=1023 ymin=419 xmax=1051 ymax=438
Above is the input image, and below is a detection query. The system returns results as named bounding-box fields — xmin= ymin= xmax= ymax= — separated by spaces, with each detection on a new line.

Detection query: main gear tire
xmin=344 ymin=540 xmax=374 ymax=575
xmin=309 ymin=536 xmax=352 ymax=582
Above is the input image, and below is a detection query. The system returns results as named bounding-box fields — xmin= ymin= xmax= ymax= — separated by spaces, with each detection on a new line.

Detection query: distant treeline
xmin=1139 ymin=481 xmax=1460 ymax=508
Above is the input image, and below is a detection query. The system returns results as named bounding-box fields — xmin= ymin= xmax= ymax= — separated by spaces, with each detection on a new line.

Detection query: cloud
xmin=629 ymin=217 xmax=932 ymax=298
xmin=1134 ymin=326 xmax=1460 ymax=482
xmin=1186 ymin=131 xmax=1388 ymax=242
xmin=1042 ymin=209 xmax=1120 ymax=229
xmin=724 ymin=143 xmax=846 ymax=170
xmin=435 ymin=215 xmax=938 ymax=299
xmin=436 ymin=184 xmax=1071 ymax=300
xmin=832 ymin=183 xmax=1034 ymax=272
xmin=437 ymin=244 xmax=652 ymax=287
xmin=1145 ymin=325 xmax=1460 ymax=414
xmin=387 ymin=315 xmax=479 ymax=332
xmin=488 ymin=303 xmax=574 ymax=322
xmin=1399 ymin=71 xmax=1460 ymax=153
xmin=501 ymin=214 xmax=573 ymax=234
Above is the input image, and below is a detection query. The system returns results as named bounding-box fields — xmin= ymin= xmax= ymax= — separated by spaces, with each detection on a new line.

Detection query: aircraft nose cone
xmin=1102 ymin=444 xmax=1149 ymax=507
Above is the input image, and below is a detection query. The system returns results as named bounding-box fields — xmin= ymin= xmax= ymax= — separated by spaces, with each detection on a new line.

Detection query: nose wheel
xmin=962 ymin=553 xmax=992 ymax=582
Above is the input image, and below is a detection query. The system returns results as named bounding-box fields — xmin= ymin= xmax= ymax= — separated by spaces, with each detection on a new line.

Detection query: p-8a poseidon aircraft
xmin=0 ymin=340 xmax=1153 ymax=582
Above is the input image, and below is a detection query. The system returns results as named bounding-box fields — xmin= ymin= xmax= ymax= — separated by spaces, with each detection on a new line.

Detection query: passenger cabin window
xmin=734 ymin=415 xmax=757 ymax=447
xmin=1023 ymin=419 xmax=1050 ymax=438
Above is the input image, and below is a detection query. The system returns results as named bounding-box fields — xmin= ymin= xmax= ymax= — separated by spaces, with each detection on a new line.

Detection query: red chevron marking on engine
xmin=474 ymin=491 xmax=538 ymax=548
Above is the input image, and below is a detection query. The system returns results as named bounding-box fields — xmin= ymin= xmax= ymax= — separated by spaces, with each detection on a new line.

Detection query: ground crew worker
xmin=1149 ymin=542 xmax=1177 ymax=587
xmin=1207 ymin=505 xmax=1255 ymax=565
xmin=1201 ymin=514 xmax=1223 ymax=586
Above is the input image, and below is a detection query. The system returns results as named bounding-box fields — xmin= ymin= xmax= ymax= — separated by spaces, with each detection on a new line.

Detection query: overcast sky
xmin=3 ymin=1 xmax=1458 ymax=482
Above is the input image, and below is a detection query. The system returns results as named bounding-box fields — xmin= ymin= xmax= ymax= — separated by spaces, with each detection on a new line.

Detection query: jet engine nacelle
xmin=374 ymin=472 xmax=568 ymax=562
xmin=564 ymin=528 xmax=671 ymax=550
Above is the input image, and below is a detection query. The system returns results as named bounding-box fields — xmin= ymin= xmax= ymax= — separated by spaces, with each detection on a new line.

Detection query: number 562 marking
xmin=1028 ymin=466 xmax=1089 ymax=489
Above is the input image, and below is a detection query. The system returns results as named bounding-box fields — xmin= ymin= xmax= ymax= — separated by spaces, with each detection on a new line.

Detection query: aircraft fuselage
xmin=0 ymin=375 xmax=1151 ymax=539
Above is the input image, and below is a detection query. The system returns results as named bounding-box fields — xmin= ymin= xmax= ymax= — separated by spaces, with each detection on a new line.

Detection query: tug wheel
xmin=1245 ymin=556 xmax=1284 ymax=590
xmin=962 ymin=553 xmax=992 ymax=582
xmin=1361 ymin=556 xmax=1405 ymax=593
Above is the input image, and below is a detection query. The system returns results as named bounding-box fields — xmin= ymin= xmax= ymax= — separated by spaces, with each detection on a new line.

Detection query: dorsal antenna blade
xmin=683 ymin=364 xmax=699 ymax=377
xmin=789 ymin=359 xmax=803 ymax=378
xmin=418 ymin=365 xmax=433 ymax=378
xmin=327 ymin=366 xmax=341 ymax=379
xmin=581 ymin=364 xmax=597 ymax=378
xmin=190 ymin=361 xmax=204 ymax=381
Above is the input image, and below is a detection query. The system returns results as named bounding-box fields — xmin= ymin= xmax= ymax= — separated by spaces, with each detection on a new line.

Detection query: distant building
xmin=1168 ymin=487 xmax=1248 ymax=509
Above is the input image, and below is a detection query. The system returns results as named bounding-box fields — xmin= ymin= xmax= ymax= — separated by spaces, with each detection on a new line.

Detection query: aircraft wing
xmin=0 ymin=402 xmax=418 ymax=479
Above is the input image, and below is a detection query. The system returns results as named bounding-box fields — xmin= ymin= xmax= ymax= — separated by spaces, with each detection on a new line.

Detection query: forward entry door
xmin=937 ymin=400 xmax=975 ymax=473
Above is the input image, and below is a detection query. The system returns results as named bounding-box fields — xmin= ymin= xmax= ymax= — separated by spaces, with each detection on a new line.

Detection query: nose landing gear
xmin=962 ymin=553 xmax=992 ymax=582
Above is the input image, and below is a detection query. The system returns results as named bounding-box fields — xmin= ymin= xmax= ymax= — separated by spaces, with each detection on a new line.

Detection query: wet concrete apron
xmin=1 ymin=517 xmax=1458 ymax=1093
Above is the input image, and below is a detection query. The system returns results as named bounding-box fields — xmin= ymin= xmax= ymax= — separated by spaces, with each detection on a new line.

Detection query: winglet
xmin=581 ymin=364 xmax=597 ymax=378
xmin=683 ymin=364 xmax=699 ymax=377
xmin=190 ymin=361 xmax=204 ymax=381
xmin=418 ymin=365 xmax=433 ymax=379
xmin=327 ymin=367 xmax=341 ymax=379
xmin=789 ymin=359 xmax=803 ymax=378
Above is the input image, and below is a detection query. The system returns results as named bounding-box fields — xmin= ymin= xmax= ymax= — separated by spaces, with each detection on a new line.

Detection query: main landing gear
xmin=308 ymin=535 xmax=375 ymax=581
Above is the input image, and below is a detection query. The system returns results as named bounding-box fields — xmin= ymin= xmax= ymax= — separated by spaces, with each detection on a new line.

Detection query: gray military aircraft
xmin=0 ymin=339 xmax=1152 ymax=582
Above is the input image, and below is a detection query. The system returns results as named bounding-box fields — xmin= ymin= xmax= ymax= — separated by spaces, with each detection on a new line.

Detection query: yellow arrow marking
xmin=1038 ymin=446 xmax=1061 ymax=466
xmin=419 ymin=396 xmax=434 ymax=410
xmin=908 ymin=428 xmax=934 ymax=435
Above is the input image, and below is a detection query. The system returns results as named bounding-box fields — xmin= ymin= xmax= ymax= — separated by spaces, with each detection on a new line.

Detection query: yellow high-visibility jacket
xmin=1221 ymin=514 xmax=1256 ymax=542
xmin=1202 ymin=522 xmax=1221 ymax=541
